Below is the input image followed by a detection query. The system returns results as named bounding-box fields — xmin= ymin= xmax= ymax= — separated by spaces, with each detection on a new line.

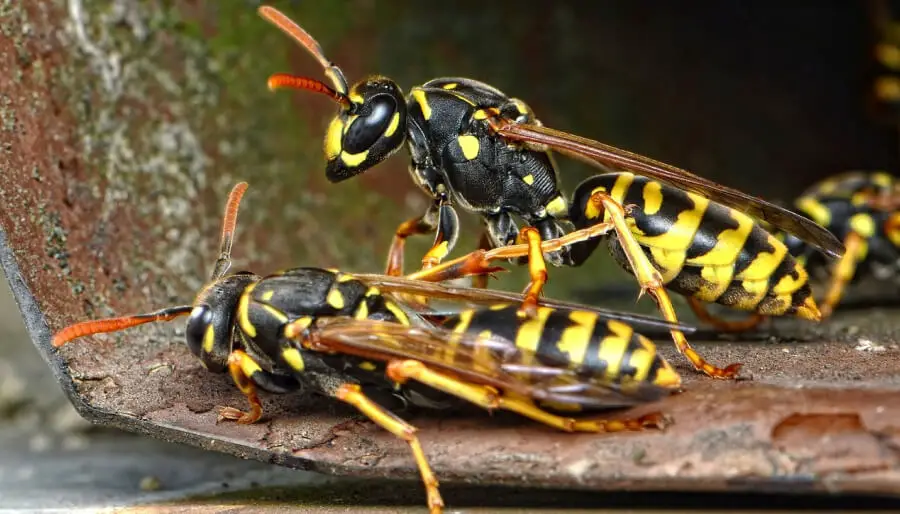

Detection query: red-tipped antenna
xmin=267 ymin=74 xmax=352 ymax=108
xmin=211 ymin=181 xmax=248 ymax=281
xmin=51 ymin=306 xmax=193 ymax=348
xmin=258 ymin=5 xmax=351 ymax=99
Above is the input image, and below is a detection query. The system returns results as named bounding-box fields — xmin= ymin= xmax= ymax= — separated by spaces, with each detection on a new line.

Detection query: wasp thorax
xmin=325 ymin=77 xmax=407 ymax=183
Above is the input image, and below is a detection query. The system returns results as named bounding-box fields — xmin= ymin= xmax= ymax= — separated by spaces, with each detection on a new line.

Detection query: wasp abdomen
xmin=439 ymin=305 xmax=677 ymax=392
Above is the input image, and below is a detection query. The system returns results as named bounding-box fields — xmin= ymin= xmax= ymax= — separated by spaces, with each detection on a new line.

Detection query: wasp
xmin=52 ymin=182 xmax=688 ymax=514
xmin=760 ymin=171 xmax=900 ymax=320
xmin=256 ymin=6 xmax=844 ymax=380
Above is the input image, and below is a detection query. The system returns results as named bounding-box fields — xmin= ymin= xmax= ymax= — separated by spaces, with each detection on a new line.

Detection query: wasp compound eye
xmin=185 ymin=305 xmax=212 ymax=358
xmin=343 ymin=94 xmax=397 ymax=154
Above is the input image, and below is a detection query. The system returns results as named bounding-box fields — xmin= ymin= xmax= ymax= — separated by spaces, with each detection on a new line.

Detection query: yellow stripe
xmin=639 ymin=191 xmax=708 ymax=251
xmin=514 ymin=307 xmax=553 ymax=354
xmin=458 ymin=135 xmax=479 ymax=160
xmin=545 ymin=196 xmax=568 ymax=218
xmin=737 ymin=235 xmax=787 ymax=281
xmin=354 ymin=300 xmax=369 ymax=320
xmin=262 ymin=304 xmax=289 ymax=323
xmin=385 ymin=301 xmax=410 ymax=325
xmin=795 ymin=197 xmax=831 ymax=226
xmin=442 ymin=82 xmax=458 ymax=90
xmin=327 ymin=288 xmax=346 ymax=309
xmin=237 ymin=285 xmax=257 ymax=338
xmin=642 ymin=180 xmax=663 ymax=216
xmin=202 ymin=324 xmax=215 ymax=354
xmin=411 ymin=88 xmax=432 ymax=120
xmin=599 ymin=320 xmax=633 ymax=382
xmin=384 ymin=112 xmax=400 ymax=138
xmin=557 ymin=310 xmax=596 ymax=368
xmin=281 ymin=347 xmax=305 ymax=372
xmin=686 ymin=211 xmax=754 ymax=267
xmin=340 ymin=149 xmax=368 ymax=167
xmin=324 ymin=118 xmax=343 ymax=160
xmin=337 ymin=273 xmax=356 ymax=283
xmin=696 ymin=264 xmax=734 ymax=301
xmin=239 ymin=356 xmax=262 ymax=376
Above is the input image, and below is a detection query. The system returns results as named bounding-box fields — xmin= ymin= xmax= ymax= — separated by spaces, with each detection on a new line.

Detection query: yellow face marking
xmin=522 ymin=174 xmax=535 ymax=185
xmin=262 ymin=304 xmax=289 ymax=323
xmin=324 ymin=118 xmax=344 ymax=160
xmin=340 ymin=150 xmax=369 ymax=167
xmin=260 ymin=290 xmax=275 ymax=302
xmin=202 ymin=324 xmax=215 ymax=354
xmin=237 ymin=285 xmax=257 ymax=338
xmin=850 ymin=213 xmax=876 ymax=238
xmin=384 ymin=112 xmax=400 ymax=138
xmin=795 ymin=197 xmax=831 ymax=226
xmin=641 ymin=180 xmax=663 ymax=216
xmin=545 ymin=196 xmax=568 ymax=218
xmin=342 ymin=114 xmax=359 ymax=135
xmin=737 ymin=236 xmax=787 ymax=281
xmin=557 ymin=311 xmax=597 ymax=367
xmin=349 ymin=91 xmax=365 ymax=104
xmin=412 ymin=89 xmax=432 ymax=120
xmin=358 ymin=361 xmax=377 ymax=371
xmin=442 ymin=82 xmax=458 ymax=90
xmin=385 ymin=301 xmax=410 ymax=325
xmin=281 ymin=347 xmax=305 ymax=372
xmin=457 ymin=135 xmax=479 ymax=160
xmin=326 ymin=288 xmax=346 ymax=310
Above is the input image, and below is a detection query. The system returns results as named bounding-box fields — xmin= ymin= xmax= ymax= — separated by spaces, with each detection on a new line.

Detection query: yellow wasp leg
xmin=218 ymin=349 xmax=265 ymax=424
xmin=587 ymin=192 xmax=742 ymax=379
xmin=819 ymin=231 xmax=864 ymax=319
xmin=404 ymin=219 xmax=616 ymax=284
xmin=386 ymin=360 xmax=669 ymax=433
xmin=686 ymin=297 xmax=766 ymax=332
xmin=334 ymin=383 xmax=444 ymax=514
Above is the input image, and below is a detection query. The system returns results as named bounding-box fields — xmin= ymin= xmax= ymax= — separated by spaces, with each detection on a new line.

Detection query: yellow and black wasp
xmin=256 ymin=5 xmax=845 ymax=380
xmin=763 ymin=171 xmax=900 ymax=320
xmin=52 ymin=182 xmax=687 ymax=514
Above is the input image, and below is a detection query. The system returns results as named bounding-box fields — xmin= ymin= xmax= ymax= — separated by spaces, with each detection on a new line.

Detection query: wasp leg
xmin=470 ymin=231 xmax=494 ymax=289
xmin=515 ymin=227 xmax=548 ymax=318
xmin=686 ymin=297 xmax=766 ymax=332
xmin=386 ymin=201 xmax=442 ymax=276
xmin=588 ymin=193 xmax=741 ymax=379
xmin=819 ymin=231 xmax=865 ymax=319
xmin=218 ymin=349 xmax=265 ymax=424
xmin=334 ymin=383 xmax=443 ymax=514
xmin=405 ymin=219 xmax=616 ymax=284
xmin=387 ymin=360 xmax=667 ymax=432
xmin=421 ymin=203 xmax=460 ymax=270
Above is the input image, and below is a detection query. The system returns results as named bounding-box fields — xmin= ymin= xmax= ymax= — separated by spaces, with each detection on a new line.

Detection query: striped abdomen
xmin=438 ymin=304 xmax=678 ymax=394
xmin=570 ymin=173 xmax=818 ymax=319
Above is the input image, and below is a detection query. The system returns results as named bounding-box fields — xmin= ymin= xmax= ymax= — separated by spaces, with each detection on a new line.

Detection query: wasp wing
xmin=313 ymin=318 xmax=673 ymax=409
xmin=492 ymin=120 xmax=845 ymax=259
xmin=352 ymin=273 xmax=696 ymax=334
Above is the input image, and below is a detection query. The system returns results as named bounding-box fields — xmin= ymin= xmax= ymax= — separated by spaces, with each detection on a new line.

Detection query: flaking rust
xmin=1 ymin=0 xmax=900 ymax=503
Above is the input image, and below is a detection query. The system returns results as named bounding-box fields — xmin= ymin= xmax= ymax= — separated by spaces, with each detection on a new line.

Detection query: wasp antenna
xmin=52 ymin=305 xmax=193 ymax=348
xmin=258 ymin=5 xmax=350 ymax=95
xmin=211 ymin=182 xmax=248 ymax=281
xmin=267 ymin=73 xmax=351 ymax=108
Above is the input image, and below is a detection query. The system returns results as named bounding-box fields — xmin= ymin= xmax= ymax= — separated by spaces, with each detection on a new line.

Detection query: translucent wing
xmin=491 ymin=119 xmax=845 ymax=259
xmin=352 ymin=273 xmax=696 ymax=333
xmin=313 ymin=318 xmax=674 ymax=409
